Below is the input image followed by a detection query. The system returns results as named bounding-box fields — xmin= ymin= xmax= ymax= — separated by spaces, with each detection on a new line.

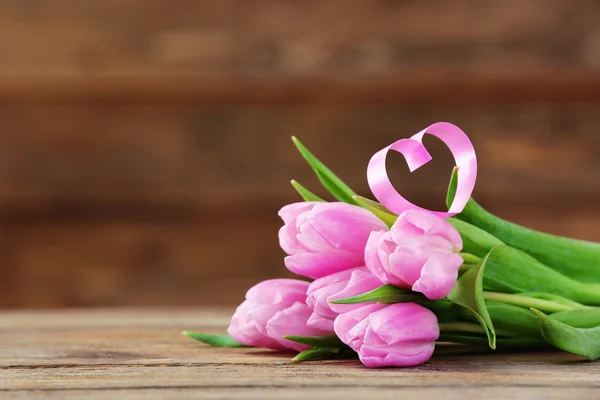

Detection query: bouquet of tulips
xmin=185 ymin=122 xmax=600 ymax=368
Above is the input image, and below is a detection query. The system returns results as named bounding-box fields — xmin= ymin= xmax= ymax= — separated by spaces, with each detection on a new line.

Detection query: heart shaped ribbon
xmin=367 ymin=122 xmax=477 ymax=219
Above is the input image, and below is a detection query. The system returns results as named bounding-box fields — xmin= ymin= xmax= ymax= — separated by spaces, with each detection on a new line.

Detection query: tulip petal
xmin=296 ymin=213 xmax=338 ymax=252
xmin=333 ymin=304 xmax=386 ymax=346
xmin=369 ymin=303 xmax=439 ymax=346
xmin=412 ymin=253 xmax=463 ymax=300
xmin=359 ymin=342 xmax=436 ymax=368
xmin=267 ymin=302 xmax=331 ymax=352
xmin=307 ymin=312 xmax=335 ymax=331
xmin=279 ymin=224 xmax=310 ymax=255
xmin=365 ymin=231 xmax=397 ymax=284
xmin=397 ymin=209 xmax=463 ymax=250
xmin=245 ymin=279 xmax=309 ymax=305
xmin=228 ymin=301 xmax=288 ymax=350
xmin=309 ymin=203 xmax=387 ymax=253
xmin=329 ymin=268 xmax=384 ymax=314
xmin=285 ymin=251 xmax=364 ymax=279
xmin=278 ymin=202 xmax=317 ymax=225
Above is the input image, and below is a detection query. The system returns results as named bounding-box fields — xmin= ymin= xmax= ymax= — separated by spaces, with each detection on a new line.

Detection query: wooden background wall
xmin=1 ymin=0 xmax=600 ymax=308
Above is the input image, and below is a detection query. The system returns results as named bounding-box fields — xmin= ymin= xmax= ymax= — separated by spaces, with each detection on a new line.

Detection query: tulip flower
xmin=334 ymin=303 xmax=439 ymax=368
xmin=365 ymin=209 xmax=463 ymax=300
xmin=306 ymin=267 xmax=383 ymax=331
xmin=279 ymin=202 xmax=388 ymax=279
xmin=227 ymin=279 xmax=330 ymax=351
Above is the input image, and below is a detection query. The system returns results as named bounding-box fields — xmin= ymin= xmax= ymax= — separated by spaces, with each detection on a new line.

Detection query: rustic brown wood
xmin=1 ymin=309 xmax=599 ymax=399
xmin=1 ymin=0 xmax=599 ymax=78
xmin=2 ymin=204 xmax=599 ymax=309
xmin=0 ymin=102 xmax=599 ymax=308
xmin=5 ymin=73 xmax=600 ymax=104
xmin=2 ymin=0 xmax=600 ymax=309
xmin=1 ymin=103 xmax=599 ymax=209
xmin=0 ymin=0 xmax=600 ymax=104
xmin=2 ymin=221 xmax=296 ymax=308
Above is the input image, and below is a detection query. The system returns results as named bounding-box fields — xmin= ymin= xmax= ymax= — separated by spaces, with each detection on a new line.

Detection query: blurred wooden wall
xmin=1 ymin=0 xmax=600 ymax=308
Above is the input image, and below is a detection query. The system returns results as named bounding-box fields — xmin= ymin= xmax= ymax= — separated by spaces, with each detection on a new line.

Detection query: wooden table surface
xmin=1 ymin=309 xmax=599 ymax=399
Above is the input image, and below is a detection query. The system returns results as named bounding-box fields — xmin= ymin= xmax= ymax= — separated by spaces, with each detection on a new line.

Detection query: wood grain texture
xmin=2 ymin=0 xmax=600 ymax=309
xmin=1 ymin=102 xmax=600 ymax=308
xmin=0 ymin=0 xmax=600 ymax=104
xmin=3 ymin=222 xmax=293 ymax=308
xmin=0 ymin=309 xmax=599 ymax=399
xmin=1 ymin=103 xmax=599 ymax=208
xmin=1 ymin=0 xmax=600 ymax=78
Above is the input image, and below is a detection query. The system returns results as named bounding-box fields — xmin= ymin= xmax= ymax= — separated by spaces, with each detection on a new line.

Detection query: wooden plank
xmin=0 ymin=0 xmax=599 ymax=103
xmin=2 ymin=221 xmax=294 ymax=308
xmin=237 ymin=0 xmax=600 ymax=76
xmin=0 ymin=103 xmax=599 ymax=210
xmin=0 ymin=309 xmax=599 ymax=399
xmin=0 ymin=0 xmax=236 ymax=78
xmin=4 ymin=73 xmax=600 ymax=104
xmin=5 ymin=388 xmax=600 ymax=400
xmin=0 ymin=101 xmax=599 ymax=308
xmin=0 ymin=102 xmax=599 ymax=308
xmin=2 ymin=202 xmax=600 ymax=309
xmin=1 ymin=0 xmax=599 ymax=79
xmin=0 ymin=308 xmax=228 ymax=329
xmin=4 ymin=359 xmax=599 ymax=390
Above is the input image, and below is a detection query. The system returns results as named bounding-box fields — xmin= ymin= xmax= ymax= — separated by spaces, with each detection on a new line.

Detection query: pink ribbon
xmin=367 ymin=122 xmax=477 ymax=219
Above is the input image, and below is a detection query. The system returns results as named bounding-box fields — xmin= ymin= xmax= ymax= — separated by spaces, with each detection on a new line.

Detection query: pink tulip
xmin=334 ymin=303 xmax=439 ymax=368
xmin=365 ymin=209 xmax=463 ymax=300
xmin=279 ymin=202 xmax=388 ymax=279
xmin=227 ymin=279 xmax=330 ymax=351
xmin=306 ymin=267 xmax=383 ymax=331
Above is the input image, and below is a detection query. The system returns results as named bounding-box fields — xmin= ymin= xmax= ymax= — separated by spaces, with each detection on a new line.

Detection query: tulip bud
xmin=278 ymin=202 xmax=387 ymax=279
xmin=334 ymin=303 xmax=439 ymax=368
xmin=365 ymin=208 xmax=463 ymax=300
xmin=306 ymin=267 xmax=383 ymax=331
xmin=227 ymin=279 xmax=329 ymax=351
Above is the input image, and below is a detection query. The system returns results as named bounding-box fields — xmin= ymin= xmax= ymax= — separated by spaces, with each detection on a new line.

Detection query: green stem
xmin=483 ymin=291 xmax=575 ymax=313
xmin=485 ymin=246 xmax=600 ymax=305
xmin=457 ymin=198 xmax=600 ymax=283
xmin=439 ymin=321 xmax=515 ymax=338
xmin=446 ymin=168 xmax=600 ymax=283
xmin=448 ymin=217 xmax=505 ymax=258
xmin=438 ymin=322 xmax=487 ymax=334
xmin=438 ymin=334 xmax=548 ymax=351
xmin=458 ymin=263 xmax=473 ymax=274
xmin=459 ymin=252 xmax=481 ymax=264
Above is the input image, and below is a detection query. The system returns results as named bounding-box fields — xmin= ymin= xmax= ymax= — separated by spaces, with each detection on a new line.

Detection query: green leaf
xmin=518 ymin=293 xmax=586 ymax=310
xmin=483 ymin=291 xmax=575 ymax=314
xmin=531 ymin=309 xmax=600 ymax=360
xmin=438 ymin=333 xmax=547 ymax=352
xmin=446 ymin=167 xmax=459 ymax=208
xmin=330 ymin=284 xmax=458 ymax=321
xmin=290 ymin=180 xmax=325 ymax=202
xmin=446 ymin=252 xmax=496 ymax=349
xmin=551 ymin=308 xmax=600 ymax=329
xmin=330 ymin=284 xmax=459 ymax=324
xmin=329 ymin=284 xmax=422 ymax=305
xmin=291 ymin=136 xmax=358 ymax=205
xmin=479 ymin=246 xmax=600 ymax=305
xmin=447 ymin=167 xmax=600 ymax=283
xmin=459 ymin=252 xmax=481 ymax=265
xmin=448 ymin=218 xmax=504 ymax=258
xmin=182 ymin=331 xmax=251 ymax=348
xmin=448 ymin=166 xmax=600 ymax=284
xmin=283 ymin=335 xmax=344 ymax=348
xmin=352 ymin=195 xmax=398 ymax=227
xmin=292 ymin=347 xmax=343 ymax=362
xmin=485 ymin=301 xmax=542 ymax=338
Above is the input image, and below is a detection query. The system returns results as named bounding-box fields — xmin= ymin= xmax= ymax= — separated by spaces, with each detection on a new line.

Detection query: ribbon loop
xmin=367 ymin=122 xmax=477 ymax=219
